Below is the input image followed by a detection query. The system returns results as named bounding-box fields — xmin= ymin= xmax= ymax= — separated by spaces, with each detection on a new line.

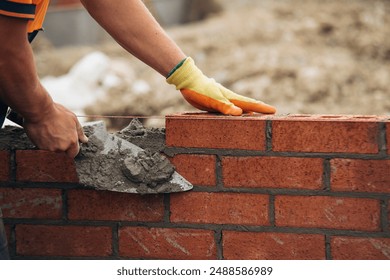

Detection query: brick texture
xmin=170 ymin=192 xmax=269 ymax=226
xmin=166 ymin=113 xmax=266 ymax=150
xmin=170 ymin=154 xmax=216 ymax=186
xmin=67 ymin=190 xmax=164 ymax=222
xmin=272 ymin=116 xmax=379 ymax=153
xmin=387 ymin=122 xmax=390 ymax=154
xmin=331 ymin=159 xmax=390 ymax=193
xmin=16 ymin=150 xmax=78 ymax=182
xmin=4 ymin=224 xmax=11 ymax=248
xmin=275 ymin=196 xmax=380 ymax=231
xmin=0 ymin=188 xmax=62 ymax=219
xmin=119 ymin=227 xmax=216 ymax=259
xmin=0 ymin=151 xmax=10 ymax=181
xmin=16 ymin=225 xmax=112 ymax=257
xmin=223 ymin=231 xmax=325 ymax=260
xmin=331 ymin=237 xmax=390 ymax=259
xmin=222 ymin=156 xmax=323 ymax=189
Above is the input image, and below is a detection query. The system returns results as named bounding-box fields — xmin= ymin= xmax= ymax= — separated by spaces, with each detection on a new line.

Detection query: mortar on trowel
xmin=75 ymin=120 xmax=192 ymax=194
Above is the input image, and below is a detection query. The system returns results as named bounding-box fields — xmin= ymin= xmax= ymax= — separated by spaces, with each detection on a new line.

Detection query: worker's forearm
xmin=81 ymin=0 xmax=186 ymax=76
xmin=0 ymin=16 xmax=54 ymax=123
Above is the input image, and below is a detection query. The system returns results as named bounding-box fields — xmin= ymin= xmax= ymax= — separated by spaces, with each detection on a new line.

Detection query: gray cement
xmin=115 ymin=119 xmax=166 ymax=153
xmin=0 ymin=120 xmax=193 ymax=194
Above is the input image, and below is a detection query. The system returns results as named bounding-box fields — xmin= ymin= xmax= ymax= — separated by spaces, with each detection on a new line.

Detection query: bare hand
xmin=23 ymin=103 xmax=88 ymax=158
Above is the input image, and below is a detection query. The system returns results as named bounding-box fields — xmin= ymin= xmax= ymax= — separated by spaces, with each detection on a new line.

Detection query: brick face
xmin=119 ymin=227 xmax=216 ymax=259
xmin=222 ymin=156 xmax=323 ymax=189
xmin=330 ymin=159 xmax=390 ymax=193
xmin=170 ymin=154 xmax=216 ymax=186
xmin=67 ymin=190 xmax=164 ymax=222
xmin=0 ymin=188 xmax=62 ymax=219
xmin=170 ymin=192 xmax=269 ymax=226
xmin=16 ymin=150 xmax=78 ymax=182
xmin=272 ymin=116 xmax=379 ymax=153
xmin=387 ymin=122 xmax=390 ymax=154
xmin=0 ymin=151 xmax=10 ymax=181
xmin=166 ymin=113 xmax=266 ymax=150
xmin=16 ymin=225 xmax=112 ymax=257
xmin=331 ymin=237 xmax=390 ymax=260
xmin=275 ymin=196 xmax=380 ymax=231
xmin=223 ymin=231 xmax=325 ymax=260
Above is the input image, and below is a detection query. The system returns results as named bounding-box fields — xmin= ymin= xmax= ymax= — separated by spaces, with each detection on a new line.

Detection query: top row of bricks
xmin=165 ymin=113 xmax=390 ymax=154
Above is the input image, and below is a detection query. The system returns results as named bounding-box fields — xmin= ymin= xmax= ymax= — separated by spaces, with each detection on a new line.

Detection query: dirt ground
xmin=33 ymin=0 xmax=390 ymax=128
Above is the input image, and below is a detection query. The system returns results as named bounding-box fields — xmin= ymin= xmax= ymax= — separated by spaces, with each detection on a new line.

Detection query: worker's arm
xmin=81 ymin=0 xmax=276 ymax=115
xmin=81 ymin=0 xmax=185 ymax=76
xmin=0 ymin=15 xmax=87 ymax=157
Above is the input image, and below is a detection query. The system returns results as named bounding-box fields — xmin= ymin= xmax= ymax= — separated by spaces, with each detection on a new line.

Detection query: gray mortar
xmin=0 ymin=126 xmax=35 ymax=150
xmin=0 ymin=120 xmax=192 ymax=194
xmin=76 ymin=121 xmax=192 ymax=194
xmin=115 ymin=119 xmax=166 ymax=153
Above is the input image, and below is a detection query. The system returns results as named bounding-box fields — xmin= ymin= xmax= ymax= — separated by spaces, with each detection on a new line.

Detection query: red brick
xmin=166 ymin=113 xmax=267 ymax=150
xmin=272 ymin=115 xmax=379 ymax=153
xmin=170 ymin=192 xmax=269 ymax=226
xmin=388 ymin=200 xmax=390 ymax=232
xmin=16 ymin=225 xmax=112 ymax=257
xmin=222 ymin=156 xmax=323 ymax=189
xmin=275 ymin=196 xmax=380 ymax=231
xmin=387 ymin=122 xmax=390 ymax=154
xmin=0 ymin=151 xmax=10 ymax=181
xmin=331 ymin=159 xmax=390 ymax=193
xmin=170 ymin=154 xmax=216 ymax=186
xmin=223 ymin=231 xmax=325 ymax=260
xmin=119 ymin=227 xmax=216 ymax=259
xmin=68 ymin=190 xmax=164 ymax=222
xmin=0 ymin=188 xmax=62 ymax=219
xmin=16 ymin=150 xmax=78 ymax=182
xmin=4 ymin=224 xmax=11 ymax=248
xmin=331 ymin=237 xmax=390 ymax=260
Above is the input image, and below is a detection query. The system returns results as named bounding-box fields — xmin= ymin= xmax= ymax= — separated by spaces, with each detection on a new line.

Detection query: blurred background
xmin=32 ymin=0 xmax=390 ymax=128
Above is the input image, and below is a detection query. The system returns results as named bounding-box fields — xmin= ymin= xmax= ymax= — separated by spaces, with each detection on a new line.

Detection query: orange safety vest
xmin=0 ymin=0 xmax=50 ymax=33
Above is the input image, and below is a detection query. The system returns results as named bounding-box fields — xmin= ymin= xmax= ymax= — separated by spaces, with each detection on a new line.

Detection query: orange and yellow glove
xmin=167 ymin=57 xmax=276 ymax=115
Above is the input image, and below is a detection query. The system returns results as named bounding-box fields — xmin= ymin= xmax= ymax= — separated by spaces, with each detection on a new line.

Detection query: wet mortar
xmin=0 ymin=119 xmax=192 ymax=194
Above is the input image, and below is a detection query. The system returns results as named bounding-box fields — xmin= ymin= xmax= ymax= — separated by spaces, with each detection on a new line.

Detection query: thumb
xmin=76 ymin=120 xmax=88 ymax=144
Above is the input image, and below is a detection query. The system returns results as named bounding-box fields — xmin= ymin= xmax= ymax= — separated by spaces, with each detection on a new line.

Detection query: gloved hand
xmin=167 ymin=57 xmax=276 ymax=115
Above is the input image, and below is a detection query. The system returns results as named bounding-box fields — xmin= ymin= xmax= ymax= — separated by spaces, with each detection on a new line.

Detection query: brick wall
xmin=0 ymin=113 xmax=389 ymax=259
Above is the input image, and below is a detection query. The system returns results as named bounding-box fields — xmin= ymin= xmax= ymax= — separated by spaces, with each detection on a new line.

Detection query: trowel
xmin=75 ymin=121 xmax=193 ymax=194
xmin=4 ymin=108 xmax=191 ymax=194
